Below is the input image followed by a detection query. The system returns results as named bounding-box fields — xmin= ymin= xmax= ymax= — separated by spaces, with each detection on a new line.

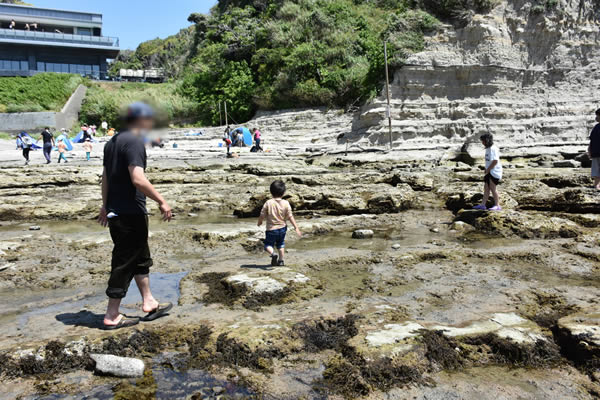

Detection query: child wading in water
xmin=258 ymin=180 xmax=302 ymax=266
xmin=57 ymin=139 xmax=68 ymax=163
xmin=83 ymin=138 xmax=93 ymax=161
xmin=474 ymin=133 xmax=502 ymax=211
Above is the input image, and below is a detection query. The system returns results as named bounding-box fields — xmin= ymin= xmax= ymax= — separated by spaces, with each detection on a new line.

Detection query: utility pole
xmin=218 ymin=102 xmax=222 ymax=126
xmin=384 ymin=41 xmax=393 ymax=150
xmin=224 ymin=101 xmax=228 ymax=127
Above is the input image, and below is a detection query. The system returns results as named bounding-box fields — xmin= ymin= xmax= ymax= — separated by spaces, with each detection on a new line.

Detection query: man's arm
xmin=128 ymin=166 xmax=172 ymax=221
xmin=98 ymin=167 xmax=109 ymax=227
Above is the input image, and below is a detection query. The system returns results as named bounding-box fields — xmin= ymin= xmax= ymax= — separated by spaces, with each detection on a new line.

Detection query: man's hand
xmin=295 ymin=228 xmax=303 ymax=238
xmin=159 ymin=202 xmax=172 ymax=222
xmin=98 ymin=206 xmax=108 ymax=227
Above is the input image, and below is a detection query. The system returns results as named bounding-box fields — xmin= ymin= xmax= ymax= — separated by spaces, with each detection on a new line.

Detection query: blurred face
xmin=130 ymin=117 xmax=155 ymax=133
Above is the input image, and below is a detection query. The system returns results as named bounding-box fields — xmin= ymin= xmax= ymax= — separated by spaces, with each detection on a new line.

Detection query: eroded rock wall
xmin=353 ymin=0 xmax=600 ymax=156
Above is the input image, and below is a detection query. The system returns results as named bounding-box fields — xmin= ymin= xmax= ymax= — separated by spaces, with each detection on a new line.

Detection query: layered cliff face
xmin=353 ymin=0 xmax=600 ymax=157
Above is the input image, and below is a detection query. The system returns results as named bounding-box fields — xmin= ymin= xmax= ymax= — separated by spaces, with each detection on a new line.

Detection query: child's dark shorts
xmin=484 ymin=173 xmax=501 ymax=186
xmin=264 ymin=226 xmax=287 ymax=250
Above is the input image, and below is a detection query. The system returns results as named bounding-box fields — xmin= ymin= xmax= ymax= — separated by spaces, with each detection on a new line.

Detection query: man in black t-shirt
xmin=98 ymin=102 xmax=173 ymax=330
xmin=39 ymin=127 xmax=54 ymax=164
xmin=588 ymin=108 xmax=600 ymax=190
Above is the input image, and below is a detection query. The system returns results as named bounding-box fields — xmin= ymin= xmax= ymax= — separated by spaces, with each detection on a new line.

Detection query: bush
xmin=80 ymin=82 xmax=198 ymax=129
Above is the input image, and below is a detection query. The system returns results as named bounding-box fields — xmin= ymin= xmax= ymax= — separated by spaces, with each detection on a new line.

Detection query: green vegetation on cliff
xmin=112 ymin=0 xmax=500 ymax=125
xmin=79 ymin=82 xmax=197 ymax=129
xmin=0 ymin=74 xmax=83 ymax=113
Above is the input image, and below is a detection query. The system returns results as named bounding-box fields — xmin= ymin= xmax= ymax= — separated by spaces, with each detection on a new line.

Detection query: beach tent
xmin=232 ymin=127 xmax=253 ymax=146
xmin=16 ymin=132 xmax=42 ymax=150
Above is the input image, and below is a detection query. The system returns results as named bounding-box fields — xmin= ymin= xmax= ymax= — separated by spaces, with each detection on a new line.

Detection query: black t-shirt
xmin=41 ymin=130 xmax=53 ymax=145
xmin=103 ymin=131 xmax=147 ymax=215
xmin=590 ymin=123 xmax=600 ymax=158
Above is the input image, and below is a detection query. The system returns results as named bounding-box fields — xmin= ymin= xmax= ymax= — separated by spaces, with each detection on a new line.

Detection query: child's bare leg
xmin=278 ymin=247 xmax=285 ymax=261
xmin=265 ymin=246 xmax=274 ymax=256
xmin=489 ymin=181 xmax=500 ymax=207
xmin=481 ymin=182 xmax=490 ymax=206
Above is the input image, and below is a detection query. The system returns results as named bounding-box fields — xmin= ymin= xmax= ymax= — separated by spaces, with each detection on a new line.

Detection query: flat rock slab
xmin=224 ymin=268 xmax=310 ymax=296
xmin=365 ymin=313 xmax=545 ymax=347
xmin=558 ymin=310 xmax=600 ymax=347
xmin=90 ymin=354 xmax=145 ymax=378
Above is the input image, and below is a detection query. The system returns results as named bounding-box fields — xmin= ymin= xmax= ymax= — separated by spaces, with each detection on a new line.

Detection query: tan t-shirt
xmin=260 ymin=198 xmax=292 ymax=231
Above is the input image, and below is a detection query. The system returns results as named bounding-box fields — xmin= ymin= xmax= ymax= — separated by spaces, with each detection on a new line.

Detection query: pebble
xmin=430 ymin=227 xmax=439 ymax=233
xmin=188 ymin=213 xmax=198 ymax=217
xmin=392 ymin=244 xmax=401 ymax=250
xmin=352 ymin=229 xmax=374 ymax=239
xmin=212 ymin=386 xmax=225 ymax=394
xmin=29 ymin=225 xmax=41 ymax=231
xmin=90 ymin=354 xmax=145 ymax=378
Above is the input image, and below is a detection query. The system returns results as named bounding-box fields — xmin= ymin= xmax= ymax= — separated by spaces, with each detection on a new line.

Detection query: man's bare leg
xmin=278 ymin=247 xmax=285 ymax=262
xmin=104 ymin=298 xmax=123 ymax=326
xmin=594 ymin=177 xmax=600 ymax=189
xmin=134 ymin=274 xmax=159 ymax=313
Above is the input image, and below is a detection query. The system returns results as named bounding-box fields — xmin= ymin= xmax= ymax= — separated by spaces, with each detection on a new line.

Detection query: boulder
xmin=352 ymin=229 xmax=374 ymax=239
xmin=575 ymin=152 xmax=592 ymax=168
xmin=90 ymin=354 xmax=145 ymax=378
xmin=455 ymin=209 xmax=581 ymax=239
xmin=553 ymin=160 xmax=581 ymax=168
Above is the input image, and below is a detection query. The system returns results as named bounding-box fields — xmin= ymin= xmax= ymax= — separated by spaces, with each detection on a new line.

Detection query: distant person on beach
xmin=98 ymin=102 xmax=173 ymax=330
xmin=17 ymin=132 xmax=33 ymax=165
xmin=39 ymin=127 xmax=54 ymax=164
xmin=83 ymin=138 xmax=92 ymax=161
xmin=473 ymin=133 xmax=502 ymax=211
xmin=587 ymin=108 xmax=600 ymax=190
xmin=253 ymin=127 xmax=263 ymax=151
xmin=81 ymin=124 xmax=91 ymax=141
xmin=9 ymin=20 xmax=15 ymax=29
xmin=257 ymin=180 xmax=302 ymax=266
xmin=222 ymin=130 xmax=232 ymax=155
xmin=57 ymin=139 xmax=68 ymax=163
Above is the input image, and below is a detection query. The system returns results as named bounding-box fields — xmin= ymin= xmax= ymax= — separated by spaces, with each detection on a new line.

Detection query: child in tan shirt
xmin=83 ymin=138 xmax=93 ymax=161
xmin=257 ymin=180 xmax=302 ymax=266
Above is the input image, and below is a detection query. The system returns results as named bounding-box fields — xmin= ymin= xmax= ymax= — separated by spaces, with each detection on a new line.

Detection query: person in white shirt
xmin=474 ymin=133 xmax=502 ymax=211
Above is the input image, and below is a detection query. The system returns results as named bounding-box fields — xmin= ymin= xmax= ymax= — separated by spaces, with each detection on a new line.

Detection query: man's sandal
xmin=103 ymin=315 xmax=140 ymax=330
xmin=141 ymin=302 xmax=173 ymax=322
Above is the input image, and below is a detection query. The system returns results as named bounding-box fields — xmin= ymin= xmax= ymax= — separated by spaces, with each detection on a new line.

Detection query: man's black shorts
xmin=484 ymin=173 xmax=501 ymax=186
xmin=106 ymin=215 xmax=153 ymax=299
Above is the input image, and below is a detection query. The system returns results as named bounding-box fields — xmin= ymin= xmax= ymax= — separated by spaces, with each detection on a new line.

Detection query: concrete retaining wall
xmin=0 ymin=84 xmax=87 ymax=133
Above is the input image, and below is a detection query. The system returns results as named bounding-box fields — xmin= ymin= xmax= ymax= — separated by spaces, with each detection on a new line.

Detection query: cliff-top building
xmin=0 ymin=3 xmax=119 ymax=79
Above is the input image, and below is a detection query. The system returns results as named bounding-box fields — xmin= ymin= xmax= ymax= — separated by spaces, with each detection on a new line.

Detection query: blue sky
xmin=30 ymin=0 xmax=217 ymax=49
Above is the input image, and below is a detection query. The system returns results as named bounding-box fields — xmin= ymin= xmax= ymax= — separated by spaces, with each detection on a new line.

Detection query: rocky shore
xmin=0 ymin=128 xmax=598 ymax=399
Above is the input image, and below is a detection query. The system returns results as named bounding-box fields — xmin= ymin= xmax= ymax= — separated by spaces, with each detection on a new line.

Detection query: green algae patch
xmin=113 ymin=369 xmax=157 ymax=400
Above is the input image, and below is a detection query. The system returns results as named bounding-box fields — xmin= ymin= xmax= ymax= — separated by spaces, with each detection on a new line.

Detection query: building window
xmin=77 ymin=27 xmax=92 ymax=36
xmin=37 ymin=61 xmax=45 ymax=71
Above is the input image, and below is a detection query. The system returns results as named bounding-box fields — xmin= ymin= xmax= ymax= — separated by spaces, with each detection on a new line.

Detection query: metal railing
xmin=0 ymin=4 xmax=101 ymax=22
xmin=0 ymin=28 xmax=118 ymax=47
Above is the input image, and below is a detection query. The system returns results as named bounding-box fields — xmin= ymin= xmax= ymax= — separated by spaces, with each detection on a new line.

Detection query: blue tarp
xmin=16 ymin=132 xmax=42 ymax=150
xmin=54 ymin=134 xmax=73 ymax=151
xmin=231 ymin=127 xmax=253 ymax=146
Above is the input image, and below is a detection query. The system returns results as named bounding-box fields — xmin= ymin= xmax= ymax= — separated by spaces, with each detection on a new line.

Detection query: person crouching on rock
xmin=97 ymin=102 xmax=173 ymax=330
xmin=257 ymin=180 xmax=302 ymax=266
xmin=587 ymin=108 xmax=600 ymax=190
xmin=474 ymin=133 xmax=502 ymax=211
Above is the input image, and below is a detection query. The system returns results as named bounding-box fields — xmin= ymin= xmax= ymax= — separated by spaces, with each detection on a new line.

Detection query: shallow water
xmin=31 ymin=364 xmax=256 ymax=400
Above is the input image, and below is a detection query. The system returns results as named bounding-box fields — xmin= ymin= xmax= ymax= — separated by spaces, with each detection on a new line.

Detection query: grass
xmin=79 ymin=81 xmax=198 ymax=129
xmin=0 ymin=73 xmax=83 ymax=113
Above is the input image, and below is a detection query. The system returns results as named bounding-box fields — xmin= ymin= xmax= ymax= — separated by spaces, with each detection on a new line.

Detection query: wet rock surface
xmin=89 ymin=354 xmax=145 ymax=378
xmin=0 ymin=130 xmax=599 ymax=400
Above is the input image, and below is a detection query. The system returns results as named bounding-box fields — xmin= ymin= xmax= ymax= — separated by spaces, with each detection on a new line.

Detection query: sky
xmin=29 ymin=0 xmax=217 ymax=50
